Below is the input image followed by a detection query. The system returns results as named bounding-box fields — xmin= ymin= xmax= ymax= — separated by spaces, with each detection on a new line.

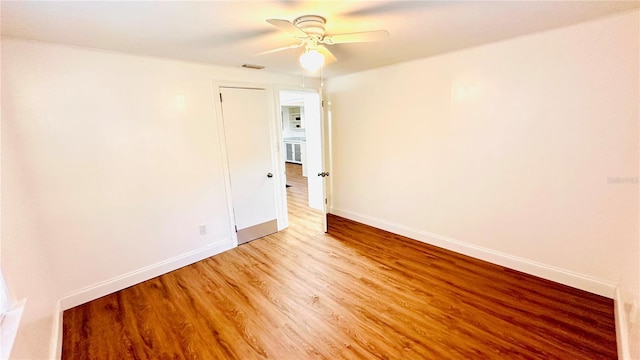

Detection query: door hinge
xmin=219 ymin=93 xmax=223 ymax=102
xmin=325 ymin=198 xmax=328 ymax=204
xmin=321 ymin=100 xmax=324 ymax=108
xmin=234 ymin=225 xmax=237 ymax=232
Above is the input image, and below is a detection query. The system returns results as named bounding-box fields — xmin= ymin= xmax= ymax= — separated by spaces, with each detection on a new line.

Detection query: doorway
xmin=279 ymin=90 xmax=326 ymax=233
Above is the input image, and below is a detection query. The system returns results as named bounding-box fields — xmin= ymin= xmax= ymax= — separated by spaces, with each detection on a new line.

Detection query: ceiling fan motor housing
xmin=294 ymin=15 xmax=326 ymax=38
xmin=262 ymin=14 xmax=389 ymax=65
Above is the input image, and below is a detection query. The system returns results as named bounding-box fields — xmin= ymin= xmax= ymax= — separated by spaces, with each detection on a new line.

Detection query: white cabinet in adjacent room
xmin=285 ymin=141 xmax=302 ymax=163
xmin=284 ymin=140 xmax=307 ymax=177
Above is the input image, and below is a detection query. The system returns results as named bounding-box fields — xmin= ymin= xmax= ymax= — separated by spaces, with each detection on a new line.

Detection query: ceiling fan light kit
xmin=263 ymin=14 xmax=389 ymax=72
xmin=299 ymin=48 xmax=324 ymax=71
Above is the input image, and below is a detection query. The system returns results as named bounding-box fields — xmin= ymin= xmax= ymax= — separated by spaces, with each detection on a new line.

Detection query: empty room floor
xmin=62 ymin=163 xmax=616 ymax=359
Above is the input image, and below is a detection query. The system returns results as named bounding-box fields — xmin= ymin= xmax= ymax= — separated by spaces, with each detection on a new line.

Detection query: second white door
xmin=220 ymin=87 xmax=277 ymax=244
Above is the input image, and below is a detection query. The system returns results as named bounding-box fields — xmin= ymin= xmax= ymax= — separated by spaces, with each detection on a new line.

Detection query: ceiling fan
xmin=260 ymin=15 xmax=389 ymax=71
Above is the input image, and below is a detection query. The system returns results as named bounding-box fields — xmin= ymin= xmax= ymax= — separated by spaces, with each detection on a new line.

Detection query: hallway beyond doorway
xmin=285 ymin=163 xmax=323 ymax=235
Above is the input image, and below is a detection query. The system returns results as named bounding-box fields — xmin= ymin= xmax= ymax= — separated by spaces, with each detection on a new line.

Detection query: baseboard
xmin=59 ymin=240 xmax=234 ymax=311
xmin=330 ymin=208 xmax=616 ymax=298
xmin=614 ymin=287 xmax=630 ymax=360
xmin=49 ymin=300 xmax=63 ymax=360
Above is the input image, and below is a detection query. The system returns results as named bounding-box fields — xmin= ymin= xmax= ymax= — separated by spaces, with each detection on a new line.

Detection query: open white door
xmin=220 ymin=87 xmax=278 ymax=244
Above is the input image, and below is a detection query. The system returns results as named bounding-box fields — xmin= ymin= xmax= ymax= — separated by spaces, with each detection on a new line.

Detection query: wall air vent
xmin=242 ymin=64 xmax=265 ymax=70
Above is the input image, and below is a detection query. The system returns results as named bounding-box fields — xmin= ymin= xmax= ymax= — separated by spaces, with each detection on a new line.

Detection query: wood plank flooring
xmin=62 ymin=163 xmax=616 ymax=359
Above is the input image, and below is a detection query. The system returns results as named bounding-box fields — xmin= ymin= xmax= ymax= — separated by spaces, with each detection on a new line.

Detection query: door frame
xmin=322 ymin=90 xmax=333 ymax=232
xmin=213 ymin=81 xmax=283 ymax=246
xmin=274 ymin=85 xmax=328 ymax=231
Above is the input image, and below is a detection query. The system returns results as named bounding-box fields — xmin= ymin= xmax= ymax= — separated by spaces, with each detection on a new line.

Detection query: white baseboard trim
xmin=330 ymin=208 xmax=616 ymax=298
xmin=49 ymin=300 xmax=63 ymax=360
xmin=58 ymin=240 xmax=234 ymax=311
xmin=614 ymin=287 xmax=630 ymax=360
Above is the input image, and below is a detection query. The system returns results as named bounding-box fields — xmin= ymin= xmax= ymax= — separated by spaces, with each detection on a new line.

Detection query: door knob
xmin=267 ymin=173 xmax=273 ymax=178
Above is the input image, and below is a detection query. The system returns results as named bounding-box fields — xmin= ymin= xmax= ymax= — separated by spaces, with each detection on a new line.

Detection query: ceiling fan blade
xmin=343 ymin=2 xmax=435 ymax=17
xmin=324 ymin=30 xmax=389 ymax=45
xmin=266 ymin=19 xmax=307 ymax=37
xmin=317 ymin=45 xmax=337 ymax=65
xmin=256 ymin=43 xmax=303 ymax=56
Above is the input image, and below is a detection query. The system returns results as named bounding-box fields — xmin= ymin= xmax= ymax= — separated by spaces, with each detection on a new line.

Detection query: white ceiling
xmin=1 ymin=1 xmax=638 ymax=78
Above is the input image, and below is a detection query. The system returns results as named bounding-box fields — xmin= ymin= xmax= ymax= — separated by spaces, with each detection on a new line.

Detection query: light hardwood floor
xmin=62 ymin=163 xmax=616 ymax=359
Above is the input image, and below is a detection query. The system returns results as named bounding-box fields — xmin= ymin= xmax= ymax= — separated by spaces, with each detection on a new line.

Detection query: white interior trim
xmin=58 ymin=240 xmax=233 ymax=311
xmin=614 ymin=286 xmax=630 ymax=360
xmin=49 ymin=300 xmax=63 ymax=360
xmin=324 ymin=93 xmax=334 ymax=229
xmin=272 ymin=90 xmax=289 ymax=232
xmin=330 ymin=207 xmax=617 ymax=298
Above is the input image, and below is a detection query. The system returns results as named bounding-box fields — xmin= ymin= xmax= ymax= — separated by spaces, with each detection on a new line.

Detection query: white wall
xmin=1 ymin=37 xmax=317 ymax=359
xmin=326 ymin=10 xmax=639 ymax=358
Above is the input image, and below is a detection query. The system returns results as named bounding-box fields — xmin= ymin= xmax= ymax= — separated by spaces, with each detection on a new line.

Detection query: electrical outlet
xmin=199 ymin=224 xmax=207 ymax=235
